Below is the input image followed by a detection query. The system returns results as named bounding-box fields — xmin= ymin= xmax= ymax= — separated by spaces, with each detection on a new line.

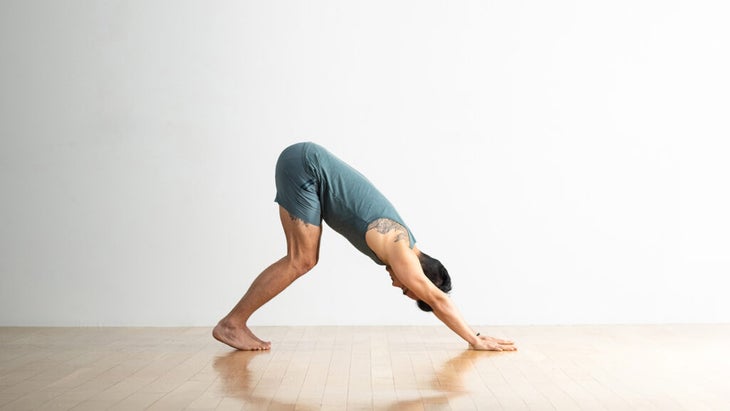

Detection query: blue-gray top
xmin=274 ymin=142 xmax=416 ymax=265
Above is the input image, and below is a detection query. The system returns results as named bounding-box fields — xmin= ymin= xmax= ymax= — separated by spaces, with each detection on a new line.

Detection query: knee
xmin=289 ymin=254 xmax=318 ymax=277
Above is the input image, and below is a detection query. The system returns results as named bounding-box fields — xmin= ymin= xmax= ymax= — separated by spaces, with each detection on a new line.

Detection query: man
xmin=213 ymin=142 xmax=516 ymax=352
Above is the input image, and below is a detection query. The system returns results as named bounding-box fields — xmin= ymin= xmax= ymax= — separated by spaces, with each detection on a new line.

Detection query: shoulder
xmin=365 ymin=218 xmax=412 ymax=264
xmin=368 ymin=218 xmax=409 ymax=241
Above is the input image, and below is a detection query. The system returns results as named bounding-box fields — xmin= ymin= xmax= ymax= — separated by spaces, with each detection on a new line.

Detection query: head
xmin=415 ymin=252 xmax=452 ymax=312
xmin=385 ymin=251 xmax=452 ymax=312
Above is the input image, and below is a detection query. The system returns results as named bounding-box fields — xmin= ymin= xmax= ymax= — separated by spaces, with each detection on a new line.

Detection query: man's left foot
xmin=213 ymin=321 xmax=271 ymax=351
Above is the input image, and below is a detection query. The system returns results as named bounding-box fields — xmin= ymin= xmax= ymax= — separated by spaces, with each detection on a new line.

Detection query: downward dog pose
xmin=213 ymin=142 xmax=516 ymax=352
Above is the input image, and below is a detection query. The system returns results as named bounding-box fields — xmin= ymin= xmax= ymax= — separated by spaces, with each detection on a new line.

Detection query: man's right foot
xmin=213 ymin=322 xmax=271 ymax=351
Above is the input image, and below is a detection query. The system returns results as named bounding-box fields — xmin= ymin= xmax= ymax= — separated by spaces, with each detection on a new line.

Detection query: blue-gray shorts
xmin=274 ymin=143 xmax=322 ymax=225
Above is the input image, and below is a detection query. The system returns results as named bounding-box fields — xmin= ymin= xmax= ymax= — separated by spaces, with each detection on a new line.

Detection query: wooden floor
xmin=1 ymin=325 xmax=728 ymax=410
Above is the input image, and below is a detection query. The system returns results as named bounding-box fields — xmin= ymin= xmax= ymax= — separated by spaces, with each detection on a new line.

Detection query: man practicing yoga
xmin=213 ymin=142 xmax=516 ymax=352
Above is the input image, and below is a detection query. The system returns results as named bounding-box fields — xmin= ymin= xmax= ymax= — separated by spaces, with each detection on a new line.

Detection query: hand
xmin=469 ymin=335 xmax=517 ymax=351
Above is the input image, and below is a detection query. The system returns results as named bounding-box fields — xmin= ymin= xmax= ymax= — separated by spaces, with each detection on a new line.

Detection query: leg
xmin=213 ymin=206 xmax=322 ymax=350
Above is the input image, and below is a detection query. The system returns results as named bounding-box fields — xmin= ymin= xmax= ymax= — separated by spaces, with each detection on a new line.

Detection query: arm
xmin=365 ymin=222 xmax=515 ymax=351
xmin=388 ymin=249 xmax=482 ymax=346
xmin=389 ymin=249 xmax=515 ymax=351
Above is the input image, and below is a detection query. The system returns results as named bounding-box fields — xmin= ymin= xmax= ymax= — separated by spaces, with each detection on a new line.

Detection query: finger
xmin=500 ymin=345 xmax=518 ymax=351
xmin=485 ymin=337 xmax=513 ymax=344
xmin=483 ymin=336 xmax=514 ymax=345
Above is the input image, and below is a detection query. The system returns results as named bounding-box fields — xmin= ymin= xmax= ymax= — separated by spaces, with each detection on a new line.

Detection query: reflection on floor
xmin=1 ymin=325 xmax=729 ymax=410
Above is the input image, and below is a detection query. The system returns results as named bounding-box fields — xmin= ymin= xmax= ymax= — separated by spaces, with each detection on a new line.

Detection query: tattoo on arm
xmin=368 ymin=218 xmax=409 ymax=243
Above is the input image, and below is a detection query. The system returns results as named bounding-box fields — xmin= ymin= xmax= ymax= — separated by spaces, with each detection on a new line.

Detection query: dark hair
xmin=416 ymin=252 xmax=452 ymax=312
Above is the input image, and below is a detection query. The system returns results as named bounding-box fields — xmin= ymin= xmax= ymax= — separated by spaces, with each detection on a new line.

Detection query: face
xmin=386 ymin=266 xmax=417 ymax=300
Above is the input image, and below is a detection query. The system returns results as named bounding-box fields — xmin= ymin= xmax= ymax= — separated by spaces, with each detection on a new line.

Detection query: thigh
xmin=278 ymin=206 xmax=322 ymax=260
xmin=274 ymin=143 xmax=322 ymax=226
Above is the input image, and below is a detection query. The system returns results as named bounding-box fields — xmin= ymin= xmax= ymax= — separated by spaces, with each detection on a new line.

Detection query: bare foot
xmin=213 ymin=321 xmax=271 ymax=351
xmin=243 ymin=327 xmax=269 ymax=346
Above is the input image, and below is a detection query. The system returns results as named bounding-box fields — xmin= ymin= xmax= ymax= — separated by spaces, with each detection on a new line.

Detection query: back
xmin=302 ymin=143 xmax=416 ymax=264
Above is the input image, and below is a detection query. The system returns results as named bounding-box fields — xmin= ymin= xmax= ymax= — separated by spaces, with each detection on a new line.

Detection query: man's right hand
xmin=469 ymin=335 xmax=517 ymax=351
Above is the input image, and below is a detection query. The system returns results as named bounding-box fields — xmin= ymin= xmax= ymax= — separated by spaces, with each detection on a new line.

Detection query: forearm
xmin=430 ymin=295 xmax=480 ymax=346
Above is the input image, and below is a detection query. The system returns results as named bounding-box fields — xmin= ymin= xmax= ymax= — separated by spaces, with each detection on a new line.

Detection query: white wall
xmin=1 ymin=0 xmax=728 ymax=326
